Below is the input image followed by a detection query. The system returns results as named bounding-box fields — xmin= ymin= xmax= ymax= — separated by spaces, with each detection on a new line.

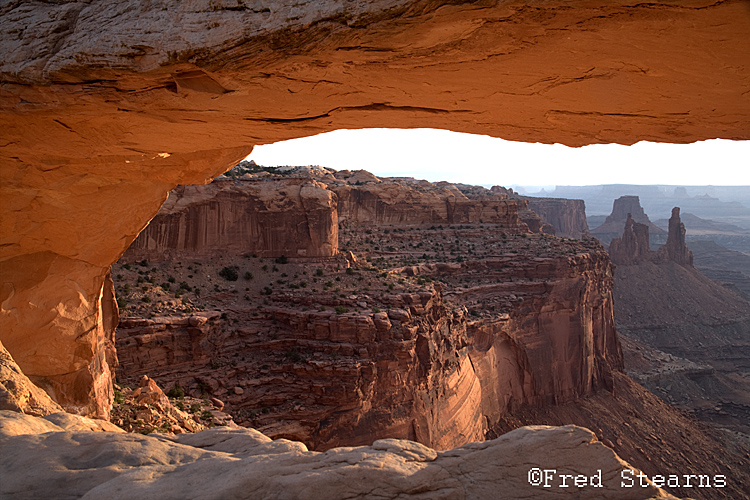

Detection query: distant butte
xmin=2 ymin=1 xmax=748 ymax=417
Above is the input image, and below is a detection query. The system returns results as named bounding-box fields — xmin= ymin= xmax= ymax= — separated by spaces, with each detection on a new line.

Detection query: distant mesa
xmin=591 ymin=195 xmax=666 ymax=246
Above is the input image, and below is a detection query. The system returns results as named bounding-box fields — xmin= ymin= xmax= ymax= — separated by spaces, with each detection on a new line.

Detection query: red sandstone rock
xmin=0 ymin=341 xmax=63 ymax=417
xmin=116 ymin=239 xmax=621 ymax=452
xmin=655 ymin=207 xmax=694 ymax=267
xmin=2 ymin=0 xmax=748 ymax=418
xmin=609 ymin=206 xmax=694 ymax=267
xmin=525 ymin=197 xmax=590 ymax=239
xmin=609 ymin=213 xmax=655 ymax=265
xmin=123 ymin=179 xmax=338 ymax=262
xmin=334 ymin=177 xmax=525 ymax=229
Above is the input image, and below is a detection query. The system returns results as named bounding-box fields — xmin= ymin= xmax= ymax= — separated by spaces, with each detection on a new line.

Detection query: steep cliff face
xmin=117 ymin=287 xmax=486 ymax=451
xmin=655 ymin=207 xmax=693 ymax=266
xmin=416 ymin=250 xmax=622 ymax=418
xmin=609 ymin=206 xmax=694 ymax=267
xmin=334 ymin=176 xmax=524 ymax=229
xmin=123 ymin=178 xmax=338 ymax=262
xmin=115 ymin=176 xmax=621 ymax=451
xmin=2 ymin=0 xmax=748 ymax=418
xmin=525 ymin=198 xmax=590 ymax=239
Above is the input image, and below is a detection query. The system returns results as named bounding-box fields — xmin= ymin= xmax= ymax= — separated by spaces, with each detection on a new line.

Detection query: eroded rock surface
xmin=2 ymin=0 xmax=749 ymax=418
xmin=123 ymin=178 xmax=338 ymax=262
xmin=592 ymin=196 xmax=667 ymax=245
xmin=0 ymin=340 xmax=62 ymax=416
xmin=525 ymin=197 xmax=590 ymax=239
xmin=0 ymin=410 xmax=677 ymax=500
xmin=655 ymin=207 xmax=693 ymax=267
xmin=114 ymin=170 xmax=621 ymax=452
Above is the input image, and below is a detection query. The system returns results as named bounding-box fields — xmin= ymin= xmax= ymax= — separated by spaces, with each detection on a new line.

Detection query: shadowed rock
xmin=0 ymin=410 xmax=677 ymax=500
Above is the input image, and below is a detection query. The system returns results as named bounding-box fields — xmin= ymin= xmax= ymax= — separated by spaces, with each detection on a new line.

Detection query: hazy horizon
xmin=246 ymin=128 xmax=750 ymax=188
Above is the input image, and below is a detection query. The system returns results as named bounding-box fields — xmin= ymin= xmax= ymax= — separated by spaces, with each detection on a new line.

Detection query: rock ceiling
xmin=0 ymin=0 xmax=749 ymax=415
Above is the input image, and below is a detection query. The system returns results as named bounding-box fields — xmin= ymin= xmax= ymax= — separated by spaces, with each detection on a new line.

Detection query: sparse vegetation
xmin=219 ymin=266 xmax=239 ymax=281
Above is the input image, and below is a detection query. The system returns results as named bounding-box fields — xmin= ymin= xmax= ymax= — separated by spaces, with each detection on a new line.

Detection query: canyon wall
xmin=115 ymin=171 xmax=621 ymax=451
xmin=525 ymin=198 xmax=590 ymax=239
xmin=2 ymin=0 xmax=749 ymax=419
xmin=334 ymin=176 xmax=524 ymax=229
xmin=116 ymin=287 xmax=486 ymax=450
xmin=123 ymin=178 xmax=338 ymax=262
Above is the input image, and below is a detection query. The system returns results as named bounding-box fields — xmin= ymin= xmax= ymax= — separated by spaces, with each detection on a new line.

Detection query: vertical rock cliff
xmin=525 ymin=198 xmax=591 ymax=239
xmin=123 ymin=178 xmax=338 ymax=262
xmin=2 ymin=0 xmax=748 ymax=420
xmin=655 ymin=207 xmax=694 ymax=266
xmin=115 ymin=171 xmax=622 ymax=451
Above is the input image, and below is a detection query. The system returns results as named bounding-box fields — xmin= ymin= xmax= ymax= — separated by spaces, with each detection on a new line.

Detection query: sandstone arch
xmin=1 ymin=0 xmax=749 ymax=417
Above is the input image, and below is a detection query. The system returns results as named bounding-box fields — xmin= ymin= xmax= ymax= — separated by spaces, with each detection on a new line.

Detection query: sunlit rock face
xmin=1 ymin=0 xmax=749 ymax=416
xmin=122 ymin=178 xmax=339 ymax=262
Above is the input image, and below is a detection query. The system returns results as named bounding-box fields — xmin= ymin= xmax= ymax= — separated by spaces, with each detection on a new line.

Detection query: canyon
xmin=603 ymin=197 xmax=750 ymax=444
xmin=2 ymin=1 xmax=750 ymax=498
xmin=115 ymin=168 xmax=620 ymax=452
xmin=108 ymin=168 xmax=750 ymax=498
xmin=2 ymin=0 xmax=749 ymax=419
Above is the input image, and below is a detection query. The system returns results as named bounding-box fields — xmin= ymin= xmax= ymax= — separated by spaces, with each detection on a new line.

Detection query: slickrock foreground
xmin=0 ymin=410 xmax=677 ymax=500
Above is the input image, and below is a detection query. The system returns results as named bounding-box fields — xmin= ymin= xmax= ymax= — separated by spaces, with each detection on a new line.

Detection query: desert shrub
xmin=275 ymin=255 xmax=288 ymax=264
xmin=283 ymin=349 xmax=304 ymax=362
xmin=334 ymin=305 xmax=349 ymax=314
xmin=219 ymin=266 xmax=239 ymax=281
xmin=345 ymin=267 xmax=354 ymax=275
xmin=244 ymin=271 xmax=253 ymax=280
xmin=316 ymin=268 xmax=324 ymax=276
xmin=167 ymin=385 xmax=185 ymax=399
xmin=141 ymin=296 xmax=152 ymax=303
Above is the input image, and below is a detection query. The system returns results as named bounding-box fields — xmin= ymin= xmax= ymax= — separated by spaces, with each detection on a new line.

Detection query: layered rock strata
xmin=116 ymin=178 xmax=621 ymax=452
xmin=334 ymin=173 xmax=525 ymax=229
xmin=2 ymin=0 xmax=749 ymax=418
xmin=123 ymin=178 xmax=338 ymax=262
xmin=525 ymin=197 xmax=591 ymax=239
xmin=117 ymin=287 xmax=487 ymax=451
xmin=0 ymin=411 xmax=677 ymax=500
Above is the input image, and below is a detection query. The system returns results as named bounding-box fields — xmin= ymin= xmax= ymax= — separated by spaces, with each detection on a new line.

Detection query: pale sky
xmin=246 ymin=129 xmax=750 ymax=190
